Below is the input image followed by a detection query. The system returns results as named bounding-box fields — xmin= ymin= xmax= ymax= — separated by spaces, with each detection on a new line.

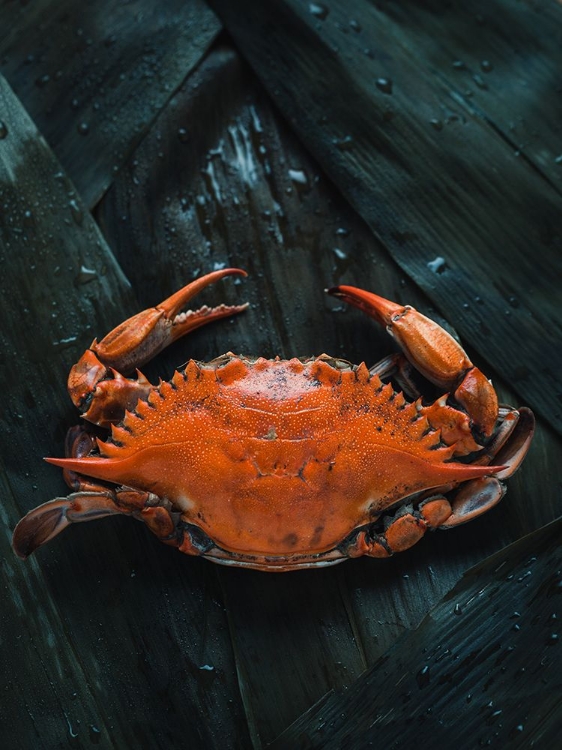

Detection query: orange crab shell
xmin=49 ymin=354 xmax=496 ymax=559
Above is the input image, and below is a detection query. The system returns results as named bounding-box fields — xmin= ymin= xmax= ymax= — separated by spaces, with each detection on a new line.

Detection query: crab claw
xmin=68 ymin=268 xmax=248 ymax=410
xmin=329 ymin=286 xmax=498 ymax=436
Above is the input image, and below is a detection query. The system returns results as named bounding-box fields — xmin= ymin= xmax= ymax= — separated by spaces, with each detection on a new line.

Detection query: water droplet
xmin=349 ymin=19 xmax=362 ymax=32
xmin=487 ymin=709 xmax=503 ymax=725
xmin=288 ymin=168 xmax=308 ymax=185
xmin=376 ymin=78 xmax=393 ymax=95
xmin=427 ymin=256 xmax=447 ymax=274
xmin=333 ymin=135 xmax=354 ymax=151
xmin=416 ymin=665 xmax=430 ymax=689
xmin=336 ymin=227 xmax=350 ymax=237
xmin=177 ymin=127 xmax=189 ymax=143
xmin=77 ymin=265 xmax=97 ymax=284
xmin=430 ymin=119 xmax=443 ymax=131
xmin=481 ymin=60 xmax=493 ymax=72
xmin=309 ymin=3 xmax=329 ymax=20
xmin=333 ymin=247 xmax=347 ymax=260
xmin=89 ymin=725 xmax=101 ymax=744
xmin=473 ymin=74 xmax=488 ymax=90
xmin=69 ymin=199 xmax=83 ymax=226
xmin=77 ymin=122 xmax=90 ymax=136
xmin=547 ymin=633 xmax=559 ymax=645
xmin=452 ymin=60 xmax=466 ymax=70
xmin=35 ymin=74 xmax=50 ymax=88
xmin=67 ymin=718 xmax=79 ymax=738
xmin=509 ymin=725 xmax=524 ymax=738
xmin=454 ymin=603 xmax=463 ymax=615
xmin=0 ymin=121 xmax=8 ymax=139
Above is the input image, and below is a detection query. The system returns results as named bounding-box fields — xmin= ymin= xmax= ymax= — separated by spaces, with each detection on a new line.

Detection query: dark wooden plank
xmin=272 ymin=518 xmax=562 ymax=749
xmin=0 ymin=75 xmax=251 ymax=750
xmin=210 ymin=0 xmax=562 ymax=434
xmin=0 ymin=0 xmax=221 ymax=207
xmin=351 ymin=0 xmax=562 ymax=188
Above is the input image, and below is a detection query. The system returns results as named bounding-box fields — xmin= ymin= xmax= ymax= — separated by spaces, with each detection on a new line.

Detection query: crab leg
xmin=329 ymin=286 xmax=498 ymax=437
xmin=68 ymin=268 xmax=248 ymax=426
xmin=12 ymin=487 xmax=208 ymax=560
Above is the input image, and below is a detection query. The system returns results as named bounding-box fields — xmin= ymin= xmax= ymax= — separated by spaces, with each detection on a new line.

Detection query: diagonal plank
xmin=272 ymin=517 xmax=562 ymax=749
xmin=0 ymin=0 xmax=221 ymax=207
xmin=350 ymin=0 xmax=562 ymax=188
xmin=0 ymin=71 xmax=131 ymax=749
xmin=0 ymin=75 xmax=251 ymax=749
xmin=210 ymin=0 xmax=562 ymax=434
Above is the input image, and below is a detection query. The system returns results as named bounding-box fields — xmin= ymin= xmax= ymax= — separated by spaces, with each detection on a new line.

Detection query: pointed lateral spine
xmin=184 ymin=360 xmax=201 ymax=380
xmin=309 ymin=359 xmax=341 ymax=386
xmin=356 ymin=362 xmax=370 ymax=384
xmin=215 ymin=356 xmax=249 ymax=385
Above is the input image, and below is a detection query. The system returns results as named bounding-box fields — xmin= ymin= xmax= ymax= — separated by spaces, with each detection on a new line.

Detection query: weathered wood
xmin=2 ymin=5 xmax=562 ymax=747
xmin=272 ymin=518 xmax=562 ymax=750
xmin=351 ymin=0 xmax=562 ymax=188
xmin=0 ymin=0 xmax=221 ymax=207
xmin=210 ymin=0 xmax=562 ymax=434
xmin=0 ymin=75 xmax=250 ymax=750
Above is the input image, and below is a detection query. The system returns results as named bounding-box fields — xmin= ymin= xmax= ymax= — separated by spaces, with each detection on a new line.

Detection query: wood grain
xmin=0 ymin=0 xmax=221 ymax=207
xmin=210 ymin=0 xmax=562 ymax=434
xmin=1 ymin=2 xmax=561 ymax=747
xmin=272 ymin=518 xmax=562 ymax=749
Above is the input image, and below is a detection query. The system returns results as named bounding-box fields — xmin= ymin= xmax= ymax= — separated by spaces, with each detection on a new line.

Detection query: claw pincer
xmin=68 ymin=268 xmax=248 ymax=426
xmin=12 ymin=271 xmax=533 ymax=570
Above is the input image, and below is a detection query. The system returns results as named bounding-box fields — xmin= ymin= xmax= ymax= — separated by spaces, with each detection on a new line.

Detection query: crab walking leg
xmin=329 ymin=286 xmax=498 ymax=436
xmin=12 ymin=492 xmax=129 ymax=559
xmin=347 ymin=496 xmax=455 ymax=558
xmin=68 ymin=268 xmax=248 ymax=426
xmin=11 ymin=487 xmax=205 ymax=560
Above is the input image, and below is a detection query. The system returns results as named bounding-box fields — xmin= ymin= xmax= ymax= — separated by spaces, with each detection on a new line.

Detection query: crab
xmin=12 ymin=268 xmax=534 ymax=571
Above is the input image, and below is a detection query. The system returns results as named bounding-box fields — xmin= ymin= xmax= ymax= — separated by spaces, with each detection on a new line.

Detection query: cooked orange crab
xmin=12 ymin=269 xmax=534 ymax=570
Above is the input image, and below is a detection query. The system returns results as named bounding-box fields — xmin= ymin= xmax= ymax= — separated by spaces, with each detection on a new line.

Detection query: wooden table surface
xmin=1 ymin=2 xmax=560 ymax=747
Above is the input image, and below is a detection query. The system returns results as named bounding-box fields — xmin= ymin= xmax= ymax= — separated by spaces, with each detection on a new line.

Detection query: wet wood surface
xmin=0 ymin=0 xmax=220 ymax=207
xmin=273 ymin=518 xmax=562 ymax=749
xmin=211 ymin=0 xmax=562 ymax=433
xmin=1 ymin=2 xmax=561 ymax=748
